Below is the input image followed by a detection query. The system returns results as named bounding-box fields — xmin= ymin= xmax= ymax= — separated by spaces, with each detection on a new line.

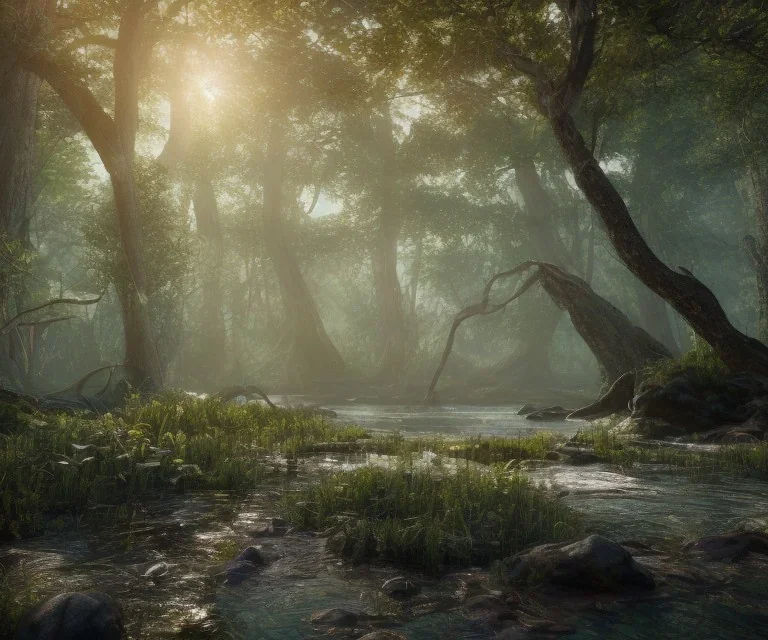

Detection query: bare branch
xmin=61 ymin=34 xmax=118 ymax=54
xmin=1 ymin=294 xmax=103 ymax=335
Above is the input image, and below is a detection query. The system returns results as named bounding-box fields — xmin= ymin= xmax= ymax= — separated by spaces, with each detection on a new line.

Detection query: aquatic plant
xmin=282 ymin=465 xmax=580 ymax=573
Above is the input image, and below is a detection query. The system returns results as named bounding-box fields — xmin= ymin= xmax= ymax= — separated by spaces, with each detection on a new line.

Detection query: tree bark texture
xmin=745 ymin=164 xmax=768 ymax=344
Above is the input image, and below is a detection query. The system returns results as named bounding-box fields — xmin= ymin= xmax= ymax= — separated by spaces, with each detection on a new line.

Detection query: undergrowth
xmin=0 ymin=392 xmax=366 ymax=538
xmin=642 ymin=337 xmax=728 ymax=387
xmin=282 ymin=465 xmax=579 ymax=573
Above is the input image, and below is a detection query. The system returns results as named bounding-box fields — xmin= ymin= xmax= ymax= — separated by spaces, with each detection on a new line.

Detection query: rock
xmin=517 ymin=403 xmax=540 ymax=416
xmin=310 ymin=608 xmax=359 ymax=627
xmin=568 ymin=372 xmax=636 ymax=420
xmin=463 ymin=594 xmax=518 ymax=626
xmin=17 ymin=592 xmax=124 ymax=640
xmin=326 ymin=530 xmax=348 ymax=554
xmin=236 ymin=546 xmax=266 ymax=565
xmin=141 ymin=561 xmax=170 ymax=580
xmin=381 ymin=576 xmax=421 ymax=600
xmin=506 ymin=534 xmax=655 ymax=593
xmin=525 ymin=406 xmax=573 ymax=421
xmin=722 ymin=431 xmax=761 ymax=444
xmin=219 ymin=560 xmax=261 ymax=585
xmin=358 ymin=633 xmax=407 ymax=640
xmin=544 ymin=451 xmax=561 ymax=461
xmin=631 ymin=371 xmax=767 ymax=433
xmin=684 ymin=531 xmax=768 ymax=562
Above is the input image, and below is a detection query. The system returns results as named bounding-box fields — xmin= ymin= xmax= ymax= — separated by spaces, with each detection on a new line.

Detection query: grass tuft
xmin=282 ymin=465 xmax=580 ymax=573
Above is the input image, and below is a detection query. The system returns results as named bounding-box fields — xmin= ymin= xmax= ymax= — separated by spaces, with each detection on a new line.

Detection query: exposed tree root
xmin=568 ymin=371 xmax=636 ymax=419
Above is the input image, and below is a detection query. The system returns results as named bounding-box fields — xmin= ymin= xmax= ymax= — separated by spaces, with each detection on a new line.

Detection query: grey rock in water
xmin=506 ymin=534 xmax=655 ymax=592
xmin=525 ymin=406 xmax=572 ymax=421
xmin=141 ymin=562 xmax=170 ymax=580
xmin=17 ymin=592 xmax=124 ymax=640
xmin=684 ymin=531 xmax=768 ymax=562
xmin=309 ymin=608 xmax=359 ymax=627
xmin=236 ymin=546 xmax=266 ymax=565
xmin=517 ymin=403 xmax=540 ymax=416
xmin=220 ymin=560 xmax=260 ymax=585
xmin=381 ymin=576 xmax=421 ymax=600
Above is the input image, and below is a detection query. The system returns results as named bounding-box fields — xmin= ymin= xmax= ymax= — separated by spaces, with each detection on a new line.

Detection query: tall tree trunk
xmin=370 ymin=111 xmax=407 ymax=381
xmin=262 ymin=119 xmax=346 ymax=385
xmin=18 ymin=0 xmax=163 ymax=386
xmin=745 ymin=164 xmax=768 ymax=344
xmin=192 ymin=176 xmax=227 ymax=380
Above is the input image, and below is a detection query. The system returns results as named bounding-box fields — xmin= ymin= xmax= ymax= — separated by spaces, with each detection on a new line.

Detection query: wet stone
xmin=381 ymin=576 xmax=421 ymax=600
xmin=17 ymin=592 xmax=125 ymax=640
xmin=310 ymin=608 xmax=359 ymax=627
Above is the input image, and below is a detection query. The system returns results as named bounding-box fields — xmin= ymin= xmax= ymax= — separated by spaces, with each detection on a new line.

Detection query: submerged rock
xmin=310 ymin=608 xmax=359 ymax=627
xmin=525 ymin=406 xmax=573 ymax=421
xmin=381 ymin=576 xmax=421 ymax=600
xmin=505 ymin=535 xmax=655 ymax=593
xmin=684 ymin=531 xmax=768 ymax=562
xmin=17 ymin=592 xmax=124 ymax=640
xmin=141 ymin=561 xmax=170 ymax=580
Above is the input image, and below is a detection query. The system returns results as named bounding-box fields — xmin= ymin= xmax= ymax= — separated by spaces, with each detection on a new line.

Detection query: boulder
xmin=17 ymin=592 xmax=124 ymax=640
xmin=526 ymin=406 xmax=572 ymax=422
xmin=505 ymin=535 xmax=655 ymax=593
xmin=358 ymin=633 xmax=407 ymax=640
xmin=309 ymin=608 xmax=359 ymax=627
xmin=381 ymin=576 xmax=421 ymax=600
xmin=631 ymin=371 xmax=768 ymax=433
xmin=219 ymin=560 xmax=260 ymax=585
xmin=566 ymin=451 xmax=602 ymax=466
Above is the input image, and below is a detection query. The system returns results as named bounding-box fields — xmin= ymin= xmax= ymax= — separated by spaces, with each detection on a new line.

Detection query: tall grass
xmin=0 ymin=392 xmax=367 ymax=538
xmin=282 ymin=465 xmax=580 ymax=573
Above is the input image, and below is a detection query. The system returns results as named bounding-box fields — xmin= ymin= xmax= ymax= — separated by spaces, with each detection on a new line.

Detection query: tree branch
xmin=61 ymin=34 xmax=118 ymax=54
xmin=1 ymin=294 xmax=103 ymax=335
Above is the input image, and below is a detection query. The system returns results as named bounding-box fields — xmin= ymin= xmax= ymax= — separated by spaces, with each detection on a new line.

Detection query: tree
xmin=13 ymin=0 xmax=188 ymax=386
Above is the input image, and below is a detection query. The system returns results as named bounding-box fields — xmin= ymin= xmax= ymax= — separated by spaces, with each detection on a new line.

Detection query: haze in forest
xmin=2 ymin=0 xmax=768 ymax=403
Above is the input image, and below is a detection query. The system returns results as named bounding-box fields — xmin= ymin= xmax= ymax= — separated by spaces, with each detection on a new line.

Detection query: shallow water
xmin=325 ymin=402 xmax=588 ymax=437
xmin=4 ymin=404 xmax=768 ymax=639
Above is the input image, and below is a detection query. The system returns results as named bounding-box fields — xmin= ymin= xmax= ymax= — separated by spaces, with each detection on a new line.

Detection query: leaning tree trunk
xmin=370 ymin=110 xmax=408 ymax=381
xmin=262 ymin=119 xmax=347 ymax=384
xmin=425 ymin=262 xmax=671 ymax=403
xmin=503 ymin=0 xmax=768 ymax=374
xmin=546 ymin=104 xmax=768 ymax=372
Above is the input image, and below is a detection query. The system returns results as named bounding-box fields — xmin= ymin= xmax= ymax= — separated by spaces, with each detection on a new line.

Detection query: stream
xmin=3 ymin=404 xmax=768 ymax=639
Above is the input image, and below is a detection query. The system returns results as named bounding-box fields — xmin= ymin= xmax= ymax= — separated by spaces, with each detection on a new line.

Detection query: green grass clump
xmin=642 ymin=337 xmax=728 ymax=387
xmin=0 ymin=392 xmax=368 ymax=539
xmin=282 ymin=465 xmax=579 ymax=573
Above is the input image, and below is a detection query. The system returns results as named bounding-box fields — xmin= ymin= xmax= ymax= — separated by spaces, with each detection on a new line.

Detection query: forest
xmin=2 ymin=1 xmax=768 ymax=639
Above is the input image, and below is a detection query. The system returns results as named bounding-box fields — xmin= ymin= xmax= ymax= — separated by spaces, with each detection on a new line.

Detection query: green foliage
xmin=0 ymin=393 xmax=367 ymax=539
xmin=642 ymin=337 xmax=728 ymax=386
xmin=282 ymin=465 xmax=579 ymax=573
